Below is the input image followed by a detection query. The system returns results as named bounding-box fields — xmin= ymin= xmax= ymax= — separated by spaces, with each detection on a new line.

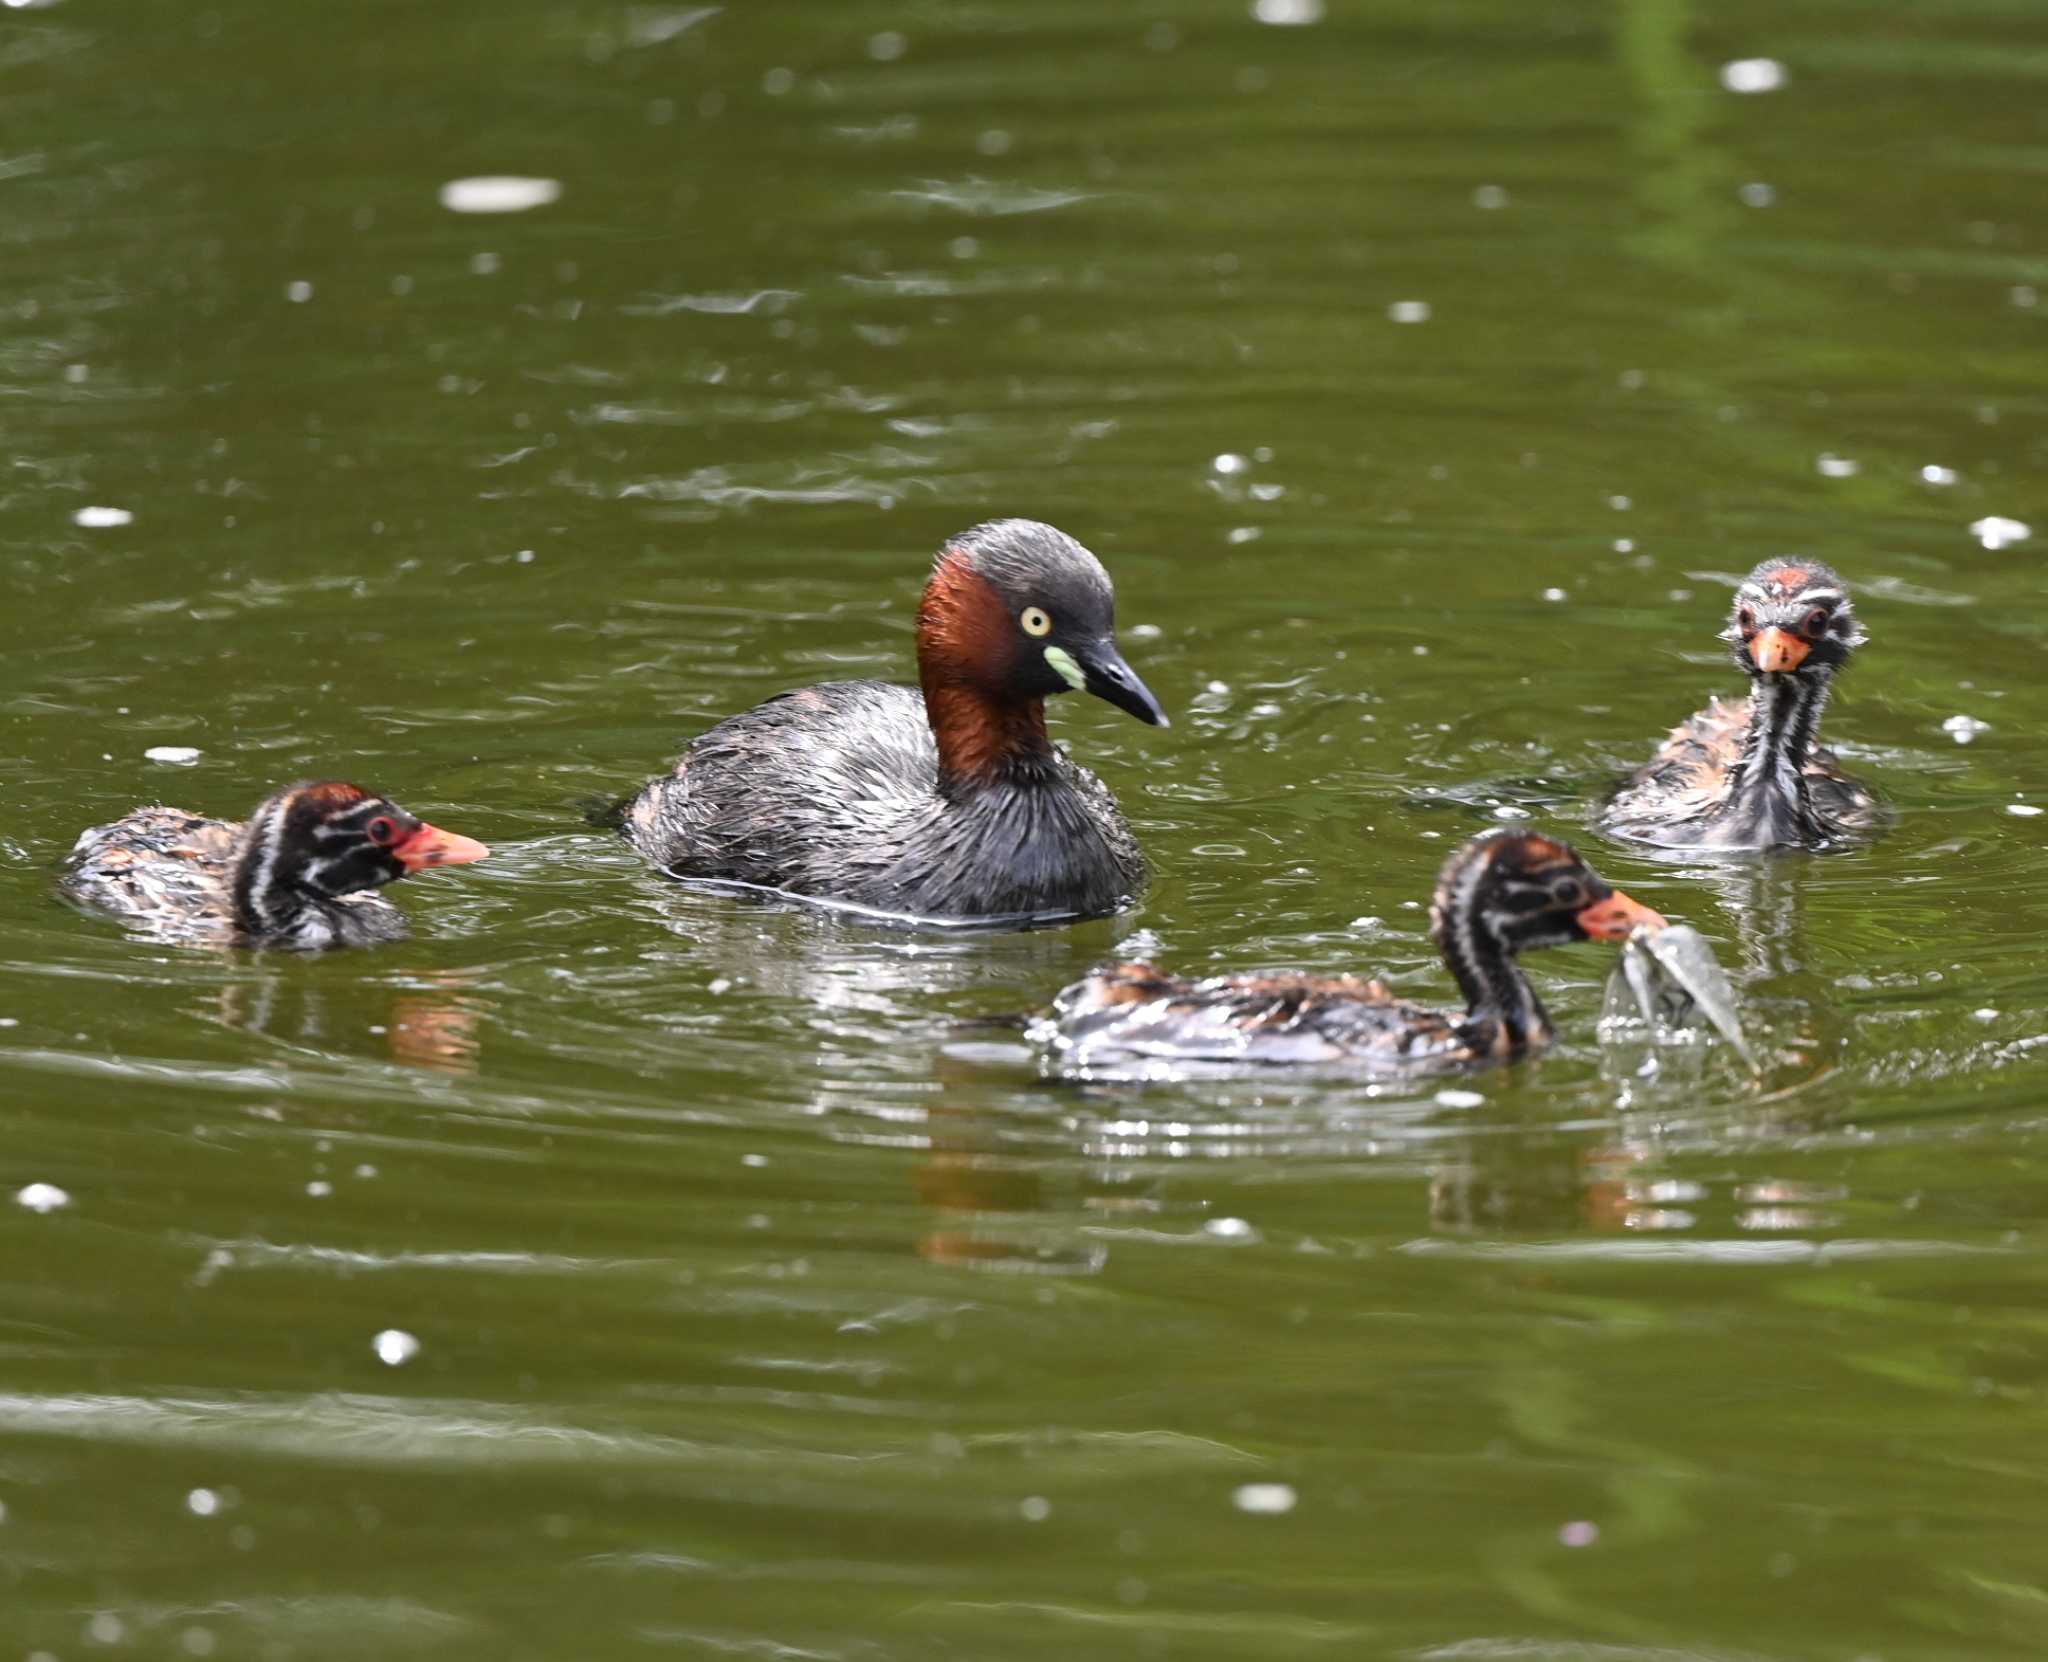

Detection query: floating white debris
xmin=1941 ymin=715 xmax=1989 ymax=745
xmin=1919 ymin=464 xmax=1958 ymax=486
xmin=1203 ymin=1216 xmax=1260 ymax=1242
xmin=73 ymin=505 xmax=133 ymax=528
xmin=1720 ymin=58 xmax=1786 ymax=94
xmin=1472 ymin=183 xmax=1509 ymax=210
xmin=1251 ymin=0 xmax=1322 ymax=23
xmin=1232 ymin=1482 xmax=1298 ymax=1515
xmin=1972 ymin=1008 xmax=2000 ymax=1022
xmin=15 ymin=1182 xmax=69 ymax=1214
xmin=1493 ymin=804 xmax=1531 ymax=820
xmin=1019 ymin=1495 xmax=1052 ymax=1521
xmin=371 ymin=1328 xmax=420 ymax=1366
xmin=1212 ymin=452 xmax=1249 ymax=475
xmin=144 ymin=745 xmax=202 ymax=766
xmin=1815 ymin=453 xmax=1858 ymax=478
xmin=1435 ymin=1088 xmax=1485 ymax=1109
xmin=1388 ymin=299 xmax=1431 ymax=324
xmin=186 ymin=1488 xmax=221 ymax=1517
xmin=286 ymin=279 xmax=313 ymax=303
xmin=2006 ymin=804 xmax=2043 ymax=819
xmin=1970 ymin=516 xmax=2029 ymax=550
xmin=1541 ymin=587 xmax=1567 ymax=602
xmin=439 ymin=176 xmax=563 ymax=214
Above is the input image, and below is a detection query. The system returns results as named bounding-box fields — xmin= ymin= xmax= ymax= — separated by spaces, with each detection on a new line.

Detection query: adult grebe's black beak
xmin=1076 ymin=638 xmax=1169 ymax=727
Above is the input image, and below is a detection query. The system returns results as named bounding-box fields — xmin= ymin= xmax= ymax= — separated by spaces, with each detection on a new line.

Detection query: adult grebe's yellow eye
xmin=1020 ymin=607 xmax=1052 ymax=637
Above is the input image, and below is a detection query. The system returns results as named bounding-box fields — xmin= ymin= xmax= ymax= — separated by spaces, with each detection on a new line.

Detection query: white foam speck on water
xmin=1720 ymin=58 xmax=1786 ymax=93
xmin=1920 ymin=464 xmax=1958 ymax=486
xmin=1816 ymin=452 xmax=1858 ymax=477
xmin=1251 ymin=0 xmax=1322 ymax=22
xmin=145 ymin=746 xmax=202 ymax=766
xmin=186 ymin=1487 xmax=221 ymax=1516
xmin=439 ymin=176 xmax=563 ymax=214
xmin=2006 ymin=804 xmax=2042 ymax=819
xmin=1388 ymin=299 xmax=1431 ymax=323
xmin=1971 ymin=516 xmax=2029 ymax=550
xmin=372 ymin=1329 xmax=421 ymax=1366
xmin=1941 ymin=715 xmax=1989 ymax=745
xmin=1203 ymin=1217 xmax=1260 ymax=1242
xmin=1435 ymin=1089 xmax=1485 ymax=1109
xmin=1232 ymin=1483 xmax=1297 ymax=1514
xmin=15 ymin=1183 xmax=69 ymax=1214
xmin=73 ymin=505 xmax=133 ymax=528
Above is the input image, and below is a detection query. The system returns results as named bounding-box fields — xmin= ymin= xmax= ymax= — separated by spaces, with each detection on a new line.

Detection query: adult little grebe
xmin=624 ymin=519 xmax=1168 ymax=922
xmin=1042 ymin=829 xmax=1663 ymax=1072
xmin=61 ymin=780 xmax=489 ymax=949
xmin=1601 ymin=558 xmax=1880 ymax=850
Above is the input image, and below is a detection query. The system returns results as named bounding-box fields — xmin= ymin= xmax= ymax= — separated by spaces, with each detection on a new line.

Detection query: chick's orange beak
xmin=1575 ymin=890 xmax=1666 ymax=942
xmin=1749 ymin=626 xmax=1810 ymax=674
xmin=390 ymin=822 xmax=491 ymax=873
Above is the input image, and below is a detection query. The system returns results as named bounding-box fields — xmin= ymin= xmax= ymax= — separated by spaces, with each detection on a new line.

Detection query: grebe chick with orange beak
xmin=1601 ymin=557 xmax=1880 ymax=851
xmin=624 ymin=519 xmax=1167 ymax=923
xmin=1043 ymin=829 xmax=1663 ymax=1073
xmin=61 ymin=781 xmax=489 ymax=949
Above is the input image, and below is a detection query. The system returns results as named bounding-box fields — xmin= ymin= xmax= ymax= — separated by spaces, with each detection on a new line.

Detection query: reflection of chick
xmin=213 ymin=971 xmax=481 ymax=1076
xmin=387 ymin=989 xmax=481 ymax=1074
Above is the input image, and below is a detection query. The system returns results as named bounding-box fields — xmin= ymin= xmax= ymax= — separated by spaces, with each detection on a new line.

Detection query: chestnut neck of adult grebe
xmin=1726 ymin=667 xmax=1833 ymax=830
xmin=230 ymin=798 xmax=318 ymax=937
xmin=916 ymin=551 xmax=1059 ymax=794
xmin=1433 ymin=868 xmax=1553 ymax=1056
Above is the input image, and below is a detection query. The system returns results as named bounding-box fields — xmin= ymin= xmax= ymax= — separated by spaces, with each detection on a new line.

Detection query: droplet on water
xmin=1435 ymin=1089 xmax=1485 ymax=1109
xmin=1970 ymin=516 xmax=2029 ymax=550
xmin=372 ymin=1329 xmax=421 ymax=1366
xmin=145 ymin=746 xmax=202 ymax=766
xmin=73 ymin=505 xmax=133 ymax=528
xmin=439 ymin=176 xmax=563 ymax=214
xmin=1251 ymin=0 xmax=1322 ymax=23
xmin=1233 ymin=1483 xmax=1298 ymax=1514
xmin=15 ymin=1183 xmax=70 ymax=1214
xmin=1941 ymin=715 xmax=1989 ymax=745
xmin=1919 ymin=464 xmax=1957 ymax=486
xmin=1815 ymin=453 xmax=1858 ymax=478
xmin=1720 ymin=58 xmax=1786 ymax=93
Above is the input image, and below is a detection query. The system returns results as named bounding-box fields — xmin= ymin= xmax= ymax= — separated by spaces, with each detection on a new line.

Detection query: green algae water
xmin=5 ymin=1 xmax=2048 ymax=1656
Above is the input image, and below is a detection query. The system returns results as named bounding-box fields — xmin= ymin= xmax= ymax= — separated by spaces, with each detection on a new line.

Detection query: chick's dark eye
xmin=1552 ymin=878 xmax=1585 ymax=908
xmin=366 ymin=816 xmax=399 ymax=847
xmin=1802 ymin=606 xmax=1830 ymax=636
xmin=1737 ymin=607 xmax=1757 ymax=635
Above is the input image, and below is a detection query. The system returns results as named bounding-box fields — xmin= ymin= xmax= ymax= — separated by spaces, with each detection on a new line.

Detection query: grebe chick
xmin=1602 ymin=557 xmax=1880 ymax=850
xmin=61 ymin=780 xmax=489 ymax=949
xmin=624 ymin=519 xmax=1168 ymax=922
xmin=1043 ymin=829 xmax=1662 ymax=1072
